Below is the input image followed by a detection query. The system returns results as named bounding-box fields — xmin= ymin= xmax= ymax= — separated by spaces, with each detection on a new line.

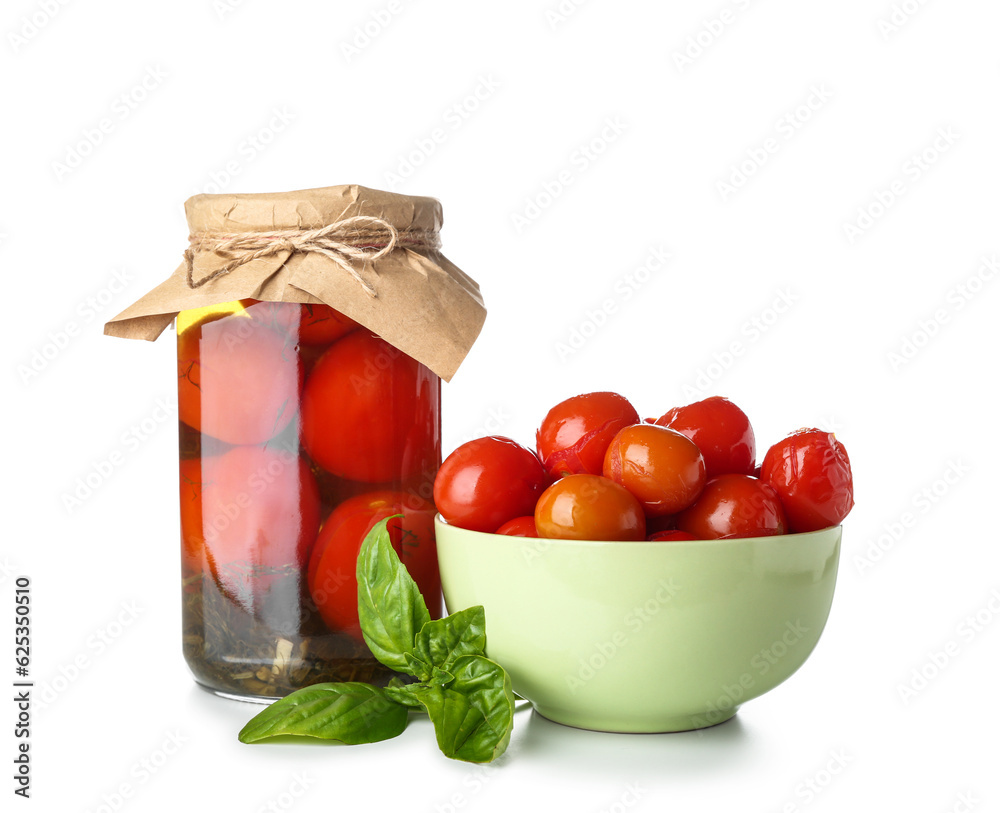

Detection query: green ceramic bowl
xmin=435 ymin=517 xmax=841 ymax=733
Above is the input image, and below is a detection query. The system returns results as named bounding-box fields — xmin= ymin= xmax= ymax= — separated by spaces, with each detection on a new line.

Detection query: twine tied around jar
xmin=183 ymin=215 xmax=442 ymax=297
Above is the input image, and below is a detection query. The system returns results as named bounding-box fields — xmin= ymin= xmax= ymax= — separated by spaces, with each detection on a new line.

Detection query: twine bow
xmin=183 ymin=215 xmax=440 ymax=298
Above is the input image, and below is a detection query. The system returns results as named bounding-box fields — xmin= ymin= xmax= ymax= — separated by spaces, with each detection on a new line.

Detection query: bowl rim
xmin=433 ymin=514 xmax=842 ymax=548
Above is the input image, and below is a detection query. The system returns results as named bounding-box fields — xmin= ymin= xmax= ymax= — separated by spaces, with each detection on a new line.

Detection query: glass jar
xmin=105 ymin=184 xmax=486 ymax=701
xmin=176 ymin=299 xmax=442 ymax=700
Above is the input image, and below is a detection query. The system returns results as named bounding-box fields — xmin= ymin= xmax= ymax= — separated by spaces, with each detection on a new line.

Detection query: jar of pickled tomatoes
xmin=106 ymin=185 xmax=486 ymax=700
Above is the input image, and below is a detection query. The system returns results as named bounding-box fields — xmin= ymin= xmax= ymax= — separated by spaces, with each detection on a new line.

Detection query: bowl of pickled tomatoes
xmin=433 ymin=393 xmax=853 ymax=733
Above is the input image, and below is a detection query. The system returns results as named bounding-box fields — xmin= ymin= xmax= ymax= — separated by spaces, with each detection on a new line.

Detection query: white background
xmin=3 ymin=0 xmax=999 ymax=811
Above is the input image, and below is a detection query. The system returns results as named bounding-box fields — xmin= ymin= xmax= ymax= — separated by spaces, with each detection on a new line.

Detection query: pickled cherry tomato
xmin=177 ymin=313 xmax=302 ymax=445
xmin=495 ymin=516 xmax=540 ymax=537
xmin=298 ymin=304 xmax=358 ymax=346
xmin=676 ymin=474 xmax=787 ymax=539
xmin=179 ymin=458 xmax=207 ymax=572
xmin=536 ymin=392 xmax=639 ymax=478
xmin=534 ymin=474 xmax=646 ymax=541
xmin=301 ymin=330 xmax=438 ymax=482
xmin=655 ymin=396 xmax=756 ymax=478
xmin=761 ymin=429 xmax=854 ymax=532
xmin=180 ymin=446 xmax=321 ymax=610
xmin=603 ymin=423 xmax=706 ymax=516
xmin=308 ymin=491 xmax=438 ymax=641
xmin=434 ymin=436 xmax=548 ymax=533
xmin=648 ymin=529 xmax=698 ymax=541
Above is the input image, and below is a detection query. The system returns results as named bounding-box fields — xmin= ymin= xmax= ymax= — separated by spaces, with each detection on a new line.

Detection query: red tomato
xmin=536 ymin=392 xmax=640 ymax=478
xmin=603 ymin=424 xmax=706 ymax=516
xmin=180 ymin=446 xmax=321 ymax=610
xmin=301 ymin=330 xmax=438 ymax=482
xmin=495 ymin=516 xmax=540 ymax=537
xmin=648 ymin=529 xmax=699 ymax=541
xmin=434 ymin=437 xmax=548 ymax=533
xmin=179 ymin=458 xmax=207 ymax=573
xmin=676 ymin=474 xmax=787 ymax=539
xmin=760 ymin=429 xmax=854 ymax=532
xmin=534 ymin=474 xmax=646 ymax=541
xmin=308 ymin=492 xmax=438 ymax=641
xmin=245 ymin=300 xmax=358 ymax=347
xmin=177 ymin=313 xmax=302 ymax=446
xmin=298 ymin=304 xmax=358 ymax=346
xmin=655 ymin=396 xmax=756 ymax=478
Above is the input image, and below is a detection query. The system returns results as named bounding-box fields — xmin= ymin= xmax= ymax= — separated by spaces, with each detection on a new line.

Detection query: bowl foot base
xmin=531 ymin=703 xmax=739 ymax=733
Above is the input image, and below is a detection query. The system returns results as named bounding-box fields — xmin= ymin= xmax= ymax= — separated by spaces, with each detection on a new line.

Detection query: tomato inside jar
xmin=177 ymin=299 xmax=442 ymax=700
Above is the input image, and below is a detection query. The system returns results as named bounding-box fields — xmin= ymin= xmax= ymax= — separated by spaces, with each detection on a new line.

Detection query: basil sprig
xmin=238 ymin=518 xmax=515 ymax=763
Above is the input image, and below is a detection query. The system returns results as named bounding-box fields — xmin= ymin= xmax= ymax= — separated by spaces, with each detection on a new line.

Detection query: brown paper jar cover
xmin=104 ymin=184 xmax=486 ymax=381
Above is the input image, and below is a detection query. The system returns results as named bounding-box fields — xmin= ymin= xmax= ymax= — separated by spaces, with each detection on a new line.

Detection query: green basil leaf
xmin=384 ymin=679 xmax=427 ymax=709
xmin=401 ymin=652 xmax=432 ymax=682
xmin=238 ymin=682 xmax=408 ymax=745
xmin=357 ymin=517 xmax=431 ymax=674
xmin=406 ymin=654 xmax=514 ymax=763
xmin=413 ymin=605 xmax=488 ymax=671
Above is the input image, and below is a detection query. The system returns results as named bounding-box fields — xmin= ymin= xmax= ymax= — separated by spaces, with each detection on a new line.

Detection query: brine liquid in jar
xmin=177 ymin=299 xmax=441 ymax=701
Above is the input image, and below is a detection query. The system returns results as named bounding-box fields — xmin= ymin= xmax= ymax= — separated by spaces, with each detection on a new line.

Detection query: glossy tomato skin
xmin=603 ymin=424 xmax=706 ymax=517
xmin=761 ymin=429 xmax=854 ymax=532
xmin=177 ymin=311 xmax=303 ymax=446
xmin=298 ymin=304 xmax=358 ymax=346
xmin=301 ymin=330 xmax=439 ymax=483
xmin=648 ymin=529 xmax=699 ymax=541
xmin=676 ymin=474 xmax=787 ymax=539
xmin=655 ymin=396 xmax=755 ymax=478
xmin=534 ymin=474 xmax=646 ymax=541
xmin=495 ymin=516 xmax=540 ymax=537
xmin=180 ymin=445 xmax=321 ymax=612
xmin=434 ymin=436 xmax=548 ymax=533
xmin=308 ymin=491 xmax=438 ymax=642
xmin=536 ymin=392 xmax=640 ymax=478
